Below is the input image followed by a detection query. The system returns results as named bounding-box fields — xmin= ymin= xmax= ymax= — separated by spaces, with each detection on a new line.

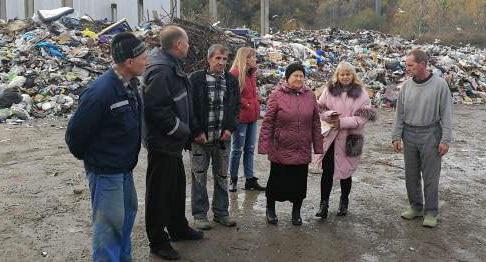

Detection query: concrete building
xmin=0 ymin=0 xmax=180 ymax=26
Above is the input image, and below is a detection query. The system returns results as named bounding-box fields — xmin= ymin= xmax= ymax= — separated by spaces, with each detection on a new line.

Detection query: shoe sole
xmin=170 ymin=235 xmax=204 ymax=241
xmin=213 ymin=221 xmax=237 ymax=227
xmin=267 ymin=219 xmax=278 ymax=225
xmin=195 ymin=226 xmax=212 ymax=230
xmin=150 ymin=251 xmax=181 ymax=260
xmin=244 ymin=187 xmax=266 ymax=191
xmin=401 ymin=214 xmax=423 ymax=220
xmin=150 ymin=253 xmax=180 ymax=261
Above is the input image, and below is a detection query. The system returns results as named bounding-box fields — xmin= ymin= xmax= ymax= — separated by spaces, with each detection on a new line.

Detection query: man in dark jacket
xmin=65 ymin=32 xmax=147 ymax=261
xmin=189 ymin=44 xmax=240 ymax=230
xmin=142 ymin=25 xmax=203 ymax=260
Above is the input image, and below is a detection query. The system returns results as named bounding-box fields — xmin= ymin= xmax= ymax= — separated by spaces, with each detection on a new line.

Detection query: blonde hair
xmin=330 ymin=61 xmax=364 ymax=88
xmin=230 ymin=47 xmax=256 ymax=92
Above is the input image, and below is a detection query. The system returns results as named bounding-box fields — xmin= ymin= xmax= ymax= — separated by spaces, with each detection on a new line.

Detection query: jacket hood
xmin=147 ymin=48 xmax=182 ymax=68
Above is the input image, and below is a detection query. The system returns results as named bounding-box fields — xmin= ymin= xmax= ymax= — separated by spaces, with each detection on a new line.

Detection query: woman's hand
xmin=328 ymin=118 xmax=340 ymax=129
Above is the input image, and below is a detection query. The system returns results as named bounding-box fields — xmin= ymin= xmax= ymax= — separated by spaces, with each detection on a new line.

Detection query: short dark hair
xmin=408 ymin=48 xmax=429 ymax=65
xmin=159 ymin=25 xmax=186 ymax=50
xmin=207 ymin=44 xmax=228 ymax=59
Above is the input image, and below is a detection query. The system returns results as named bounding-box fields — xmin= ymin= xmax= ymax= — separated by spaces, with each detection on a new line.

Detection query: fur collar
xmin=328 ymin=83 xmax=363 ymax=99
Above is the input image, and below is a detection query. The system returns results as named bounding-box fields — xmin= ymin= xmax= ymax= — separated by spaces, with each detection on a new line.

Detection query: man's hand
xmin=194 ymin=133 xmax=207 ymax=144
xmin=438 ymin=143 xmax=449 ymax=156
xmin=392 ymin=140 xmax=402 ymax=153
xmin=220 ymin=130 xmax=232 ymax=141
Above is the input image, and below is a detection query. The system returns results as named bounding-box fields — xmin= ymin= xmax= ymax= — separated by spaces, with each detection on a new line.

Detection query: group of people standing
xmin=65 ymin=25 xmax=452 ymax=262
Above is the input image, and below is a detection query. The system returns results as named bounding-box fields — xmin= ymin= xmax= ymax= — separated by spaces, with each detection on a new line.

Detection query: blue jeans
xmin=229 ymin=122 xmax=257 ymax=180
xmin=191 ymin=142 xmax=230 ymax=219
xmin=86 ymin=171 xmax=138 ymax=262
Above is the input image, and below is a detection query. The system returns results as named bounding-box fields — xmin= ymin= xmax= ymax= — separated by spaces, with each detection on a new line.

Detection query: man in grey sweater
xmin=392 ymin=48 xmax=453 ymax=228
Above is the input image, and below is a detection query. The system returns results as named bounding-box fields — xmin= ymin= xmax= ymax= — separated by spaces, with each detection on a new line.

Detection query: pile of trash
xmin=0 ymin=9 xmax=248 ymax=123
xmin=1 ymin=9 xmax=485 ymax=123
xmin=254 ymin=28 xmax=486 ymax=108
xmin=0 ymin=9 xmax=118 ymax=123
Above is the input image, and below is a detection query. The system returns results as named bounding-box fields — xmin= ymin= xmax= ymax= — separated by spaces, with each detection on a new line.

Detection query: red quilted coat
xmin=230 ymin=67 xmax=260 ymax=123
xmin=258 ymin=82 xmax=323 ymax=165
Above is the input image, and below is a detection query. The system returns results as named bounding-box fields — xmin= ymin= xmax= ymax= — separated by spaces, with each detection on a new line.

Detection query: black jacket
xmin=65 ymin=69 xmax=142 ymax=174
xmin=189 ymin=70 xmax=240 ymax=139
xmin=142 ymin=48 xmax=193 ymax=157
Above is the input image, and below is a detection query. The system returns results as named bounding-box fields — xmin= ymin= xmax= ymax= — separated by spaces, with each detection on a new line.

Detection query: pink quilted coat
xmin=317 ymin=84 xmax=376 ymax=180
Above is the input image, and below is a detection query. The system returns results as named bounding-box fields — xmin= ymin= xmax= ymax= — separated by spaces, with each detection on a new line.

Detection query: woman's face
xmin=338 ymin=70 xmax=353 ymax=86
xmin=287 ymin=70 xmax=305 ymax=89
xmin=246 ymin=54 xmax=257 ymax=68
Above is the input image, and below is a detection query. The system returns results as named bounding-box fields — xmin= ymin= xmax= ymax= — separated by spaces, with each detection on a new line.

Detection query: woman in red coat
xmin=228 ymin=47 xmax=265 ymax=192
xmin=258 ymin=63 xmax=323 ymax=225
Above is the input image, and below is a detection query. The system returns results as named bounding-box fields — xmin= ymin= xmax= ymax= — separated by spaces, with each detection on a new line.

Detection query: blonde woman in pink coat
xmin=315 ymin=61 xmax=376 ymax=219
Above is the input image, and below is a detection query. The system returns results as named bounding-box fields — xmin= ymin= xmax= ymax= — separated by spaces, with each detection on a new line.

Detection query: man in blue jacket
xmin=65 ymin=32 xmax=147 ymax=262
xmin=142 ymin=25 xmax=203 ymax=261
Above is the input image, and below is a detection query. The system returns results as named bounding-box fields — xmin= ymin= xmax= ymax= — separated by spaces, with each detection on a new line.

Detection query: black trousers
xmin=145 ymin=151 xmax=189 ymax=250
xmin=320 ymin=142 xmax=352 ymax=203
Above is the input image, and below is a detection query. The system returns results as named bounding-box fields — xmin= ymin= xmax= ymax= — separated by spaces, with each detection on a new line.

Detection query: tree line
xmin=181 ymin=0 xmax=486 ymax=47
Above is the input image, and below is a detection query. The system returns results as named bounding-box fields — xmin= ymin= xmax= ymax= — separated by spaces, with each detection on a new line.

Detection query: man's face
xmin=405 ymin=55 xmax=426 ymax=77
xmin=127 ymin=51 xmax=148 ymax=76
xmin=208 ymin=50 xmax=228 ymax=73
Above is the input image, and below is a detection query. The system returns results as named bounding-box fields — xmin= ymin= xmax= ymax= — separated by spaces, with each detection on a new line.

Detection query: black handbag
xmin=345 ymin=134 xmax=364 ymax=157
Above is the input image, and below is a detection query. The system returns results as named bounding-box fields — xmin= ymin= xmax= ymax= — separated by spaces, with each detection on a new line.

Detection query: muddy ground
xmin=0 ymin=104 xmax=485 ymax=262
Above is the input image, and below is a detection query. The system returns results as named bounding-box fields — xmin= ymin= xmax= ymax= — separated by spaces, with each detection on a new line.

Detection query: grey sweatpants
xmin=190 ymin=141 xmax=230 ymax=219
xmin=403 ymin=124 xmax=442 ymax=216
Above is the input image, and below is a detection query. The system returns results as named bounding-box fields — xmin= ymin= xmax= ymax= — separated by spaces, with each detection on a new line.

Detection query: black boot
xmin=291 ymin=201 xmax=303 ymax=226
xmin=170 ymin=226 xmax=204 ymax=241
xmin=150 ymin=242 xmax=181 ymax=260
xmin=245 ymin=177 xmax=266 ymax=191
xmin=315 ymin=200 xmax=329 ymax=218
xmin=266 ymin=206 xmax=278 ymax=225
xmin=229 ymin=178 xmax=237 ymax=192
xmin=337 ymin=198 xmax=348 ymax=216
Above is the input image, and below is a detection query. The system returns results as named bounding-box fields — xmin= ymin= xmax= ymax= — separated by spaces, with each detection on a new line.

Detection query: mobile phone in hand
xmin=330 ymin=112 xmax=341 ymax=118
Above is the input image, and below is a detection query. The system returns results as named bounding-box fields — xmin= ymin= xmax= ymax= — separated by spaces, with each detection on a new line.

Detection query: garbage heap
xmin=255 ymin=28 xmax=486 ymax=108
xmin=1 ymin=12 xmax=485 ymax=123
xmin=0 ymin=12 xmax=249 ymax=123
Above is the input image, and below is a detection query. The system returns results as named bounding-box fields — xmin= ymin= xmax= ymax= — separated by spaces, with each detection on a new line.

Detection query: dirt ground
xmin=0 ymin=104 xmax=485 ymax=262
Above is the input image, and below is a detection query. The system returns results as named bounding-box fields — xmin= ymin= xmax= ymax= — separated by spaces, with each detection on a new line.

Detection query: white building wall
xmin=35 ymin=0 xmax=63 ymax=11
xmin=144 ymin=0 xmax=175 ymax=21
xmin=3 ymin=0 xmax=179 ymax=26
xmin=72 ymin=0 xmax=110 ymax=22
xmin=115 ymin=0 xmax=138 ymax=26
xmin=5 ymin=0 xmax=24 ymax=19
